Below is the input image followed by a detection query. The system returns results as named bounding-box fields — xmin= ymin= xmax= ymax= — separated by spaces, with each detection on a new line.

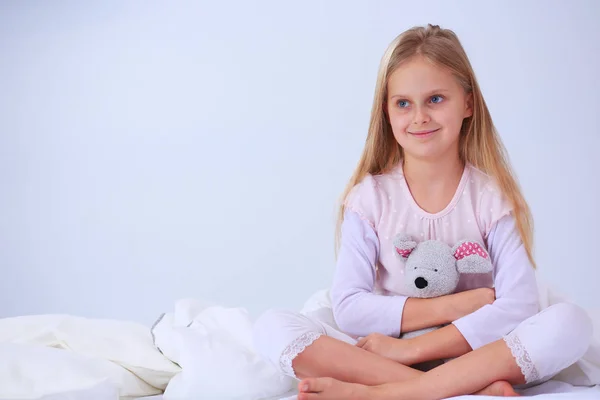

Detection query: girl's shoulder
xmin=344 ymin=174 xmax=381 ymax=230
xmin=468 ymin=164 xmax=501 ymax=193
xmin=467 ymin=164 xmax=514 ymax=237
xmin=344 ymin=166 xmax=404 ymax=228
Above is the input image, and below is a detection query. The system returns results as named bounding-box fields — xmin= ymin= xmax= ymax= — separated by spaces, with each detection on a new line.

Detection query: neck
xmin=402 ymin=153 xmax=464 ymax=186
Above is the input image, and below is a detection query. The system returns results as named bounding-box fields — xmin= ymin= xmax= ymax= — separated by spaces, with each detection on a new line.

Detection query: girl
xmin=252 ymin=24 xmax=593 ymax=399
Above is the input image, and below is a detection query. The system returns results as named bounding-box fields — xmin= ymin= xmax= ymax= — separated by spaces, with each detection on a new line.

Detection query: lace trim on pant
xmin=279 ymin=331 xmax=322 ymax=378
xmin=504 ymin=331 xmax=540 ymax=383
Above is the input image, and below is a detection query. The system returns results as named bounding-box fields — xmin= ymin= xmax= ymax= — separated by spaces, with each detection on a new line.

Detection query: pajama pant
xmin=252 ymin=303 xmax=593 ymax=386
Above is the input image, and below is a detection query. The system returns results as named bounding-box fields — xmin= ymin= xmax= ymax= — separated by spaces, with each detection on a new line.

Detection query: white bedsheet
xmin=0 ymin=276 xmax=598 ymax=400
xmin=149 ymin=276 xmax=600 ymax=399
xmin=17 ymin=380 xmax=599 ymax=400
xmin=0 ymin=315 xmax=180 ymax=399
xmin=134 ymin=381 xmax=600 ymax=400
xmin=12 ymin=382 xmax=598 ymax=400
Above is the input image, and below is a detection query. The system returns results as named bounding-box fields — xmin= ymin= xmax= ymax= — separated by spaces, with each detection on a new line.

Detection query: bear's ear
xmin=393 ymin=234 xmax=417 ymax=258
xmin=452 ymin=240 xmax=493 ymax=274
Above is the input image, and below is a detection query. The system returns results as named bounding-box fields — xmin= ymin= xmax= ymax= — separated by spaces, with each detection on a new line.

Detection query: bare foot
xmin=476 ymin=380 xmax=520 ymax=397
xmin=297 ymin=377 xmax=370 ymax=400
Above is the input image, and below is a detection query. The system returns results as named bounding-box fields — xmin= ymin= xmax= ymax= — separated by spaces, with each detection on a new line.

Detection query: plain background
xmin=1 ymin=0 xmax=599 ymax=325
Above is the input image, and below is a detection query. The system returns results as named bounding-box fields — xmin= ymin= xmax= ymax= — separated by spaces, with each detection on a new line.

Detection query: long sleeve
xmin=452 ymin=214 xmax=540 ymax=350
xmin=330 ymin=209 xmax=408 ymax=338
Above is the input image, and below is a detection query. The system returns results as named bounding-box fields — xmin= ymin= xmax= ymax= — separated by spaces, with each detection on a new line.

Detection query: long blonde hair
xmin=336 ymin=24 xmax=536 ymax=267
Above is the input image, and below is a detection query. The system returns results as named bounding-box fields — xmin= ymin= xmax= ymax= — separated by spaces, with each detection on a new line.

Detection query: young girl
xmin=253 ymin=24 xmax=593 ymax=399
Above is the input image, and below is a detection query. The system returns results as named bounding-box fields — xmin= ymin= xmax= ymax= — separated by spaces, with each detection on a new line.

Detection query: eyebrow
xmin=389 ymin=89 xmax=450 ymax=99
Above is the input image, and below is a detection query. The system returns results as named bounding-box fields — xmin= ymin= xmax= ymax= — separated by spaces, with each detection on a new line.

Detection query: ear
xmin=464 ymin=92 xmax=473 ymax=118
xmin=383 ymin=99 xmax=390 ymax=121
xmin=452 ymin=240 xmax=493 ymax=274
xmin=393 ymin=234 xmax=417 ymax=258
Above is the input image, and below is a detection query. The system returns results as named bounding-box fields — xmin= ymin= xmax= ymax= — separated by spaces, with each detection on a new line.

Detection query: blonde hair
xmin=335 ymin=24 xmax=536 ymax=267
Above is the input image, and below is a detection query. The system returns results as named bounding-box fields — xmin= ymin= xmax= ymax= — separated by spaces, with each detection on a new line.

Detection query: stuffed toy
xmin=392 ymin=234 xmax=494 ymax=370
xmin=393 ymin=233 xmax=494 ymax=340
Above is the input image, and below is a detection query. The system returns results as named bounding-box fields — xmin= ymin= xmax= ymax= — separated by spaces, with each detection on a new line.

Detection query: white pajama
xmin=503 ymin=302 xmax=593 ymax=385
xmin=253 ymin=308 xmax=356 ymax=378
xmin=252 ymin=301 xmax=593 ymax=385
xmin=252 ymin=213 xmax=593 ymax=385
xmin=253 ymin=172 xmax=594 ymax=387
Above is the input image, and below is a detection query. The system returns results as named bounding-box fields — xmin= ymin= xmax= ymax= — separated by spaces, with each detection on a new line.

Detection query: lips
xmin=408 ymin=128 xmax=440 ymax=138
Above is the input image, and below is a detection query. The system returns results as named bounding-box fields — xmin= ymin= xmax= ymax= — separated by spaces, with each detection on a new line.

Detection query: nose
xmin=415 ymin=277 xmax=428 ymax=289
xmin=413 ymin=106 xmax=430 ymax=125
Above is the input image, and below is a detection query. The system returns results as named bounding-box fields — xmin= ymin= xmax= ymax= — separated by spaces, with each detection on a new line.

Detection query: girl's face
xmin=386 ymin=56 xmax=472 ymax=162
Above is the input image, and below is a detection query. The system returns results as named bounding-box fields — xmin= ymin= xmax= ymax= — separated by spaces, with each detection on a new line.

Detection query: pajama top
xmin=331 ymin=162 xmax=540 ymax=349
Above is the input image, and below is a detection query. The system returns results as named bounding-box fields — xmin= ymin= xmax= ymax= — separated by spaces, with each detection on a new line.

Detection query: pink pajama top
xmin=331 ymin=162 xmax=540 ymax=350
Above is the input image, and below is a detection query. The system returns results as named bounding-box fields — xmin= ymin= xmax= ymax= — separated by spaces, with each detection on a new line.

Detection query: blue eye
xmin=398 ymin=100 xmax=410 ymax=108
xmin=430 ymin=95 xmax=444 ymax=104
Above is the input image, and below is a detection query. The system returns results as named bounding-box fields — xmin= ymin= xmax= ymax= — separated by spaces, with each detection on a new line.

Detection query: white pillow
xmin=153 ymin=300 xmax=294 ymax=400
xmin=0 ymin=342 xmax=156 ymax=399
xmin=0 ymin=314 xmax=181 ymax=391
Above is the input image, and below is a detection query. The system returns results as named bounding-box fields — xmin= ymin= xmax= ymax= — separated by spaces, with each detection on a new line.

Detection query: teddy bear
xmin=393 ymin=233 xmax=494 ymax=340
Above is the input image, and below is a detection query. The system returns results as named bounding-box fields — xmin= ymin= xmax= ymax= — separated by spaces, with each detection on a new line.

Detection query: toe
xmin=299 ymin=377 xmax=333 ymax=393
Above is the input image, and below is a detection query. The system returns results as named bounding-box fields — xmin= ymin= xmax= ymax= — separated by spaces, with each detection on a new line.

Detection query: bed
xmin=135 ymin=380 xmax=600 ymax=399
xmin=4 ymin=381 xmax=599 ymax=400
xmin=1 ymin=285 xmax=598 ymax=400
xmin=133 ymin=381 xmax=600 ymax=399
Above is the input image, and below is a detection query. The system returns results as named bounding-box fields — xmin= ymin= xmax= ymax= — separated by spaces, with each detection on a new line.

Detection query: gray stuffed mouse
xmin=393 ymin=233 xmax=494 ymax=340
xmin=392 ymin=234 xmax=494 ymax=370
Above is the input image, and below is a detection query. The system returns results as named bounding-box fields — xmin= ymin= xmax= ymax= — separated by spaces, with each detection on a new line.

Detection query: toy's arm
xmin=332 ymin=210 xmax=480 ymax=338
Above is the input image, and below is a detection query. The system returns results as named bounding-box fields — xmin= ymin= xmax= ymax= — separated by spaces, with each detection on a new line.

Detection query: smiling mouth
xmin=408 ymin=128 xmax=440 ymax=137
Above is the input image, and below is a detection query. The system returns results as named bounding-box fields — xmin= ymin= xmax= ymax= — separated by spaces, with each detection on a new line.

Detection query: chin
xmin=403 ymin=146 xmax=446 ymax=161
xmin=402 ymin=140 xmax=459 ymax=162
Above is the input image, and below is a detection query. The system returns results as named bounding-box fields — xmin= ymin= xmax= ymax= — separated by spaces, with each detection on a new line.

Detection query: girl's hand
xmin=356 ymin=333 xmax=416 ymax=365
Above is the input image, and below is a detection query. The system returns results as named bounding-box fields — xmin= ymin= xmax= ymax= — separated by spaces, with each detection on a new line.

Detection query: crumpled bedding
xmin=0 ymin=274 xmax=598 ymax=400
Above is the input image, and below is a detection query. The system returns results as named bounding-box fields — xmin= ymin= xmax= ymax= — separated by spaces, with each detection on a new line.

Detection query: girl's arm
xmin=451 ymin=214 xmax=539 ymax=349
xmin=402 ymin=288 xmax=495 ymax=333
xmin=331 ymin=210 xmax=493 ymax=338
xmin=383 ymin=213 xmax=539 ymax=364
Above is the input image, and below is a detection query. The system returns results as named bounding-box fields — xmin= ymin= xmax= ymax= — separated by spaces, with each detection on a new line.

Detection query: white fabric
xmin=151 ymin=299 xmax=294 ymax=400
xmin=279 ymin=382 xmax=600 ymax=399
xmin=279 ymin=332 xmax=322 ymax=378
xmin=0 ymin=281 xmax=597 ymax=400
xmin=536 ymin=277 xmax=600 ymax=387
xmin=0 ymin=314 xmax=180 ymax=399
xmin=509 ymin=303 xmax=593 ymax=385
xmin=255 ymin=297 xmax=592 ymax=386
xmin=0 ymin=342 xmax=124 ymax=400
xmin=253 ymin=308 xmax=357 ymax=381
xmin=504 ymin=332 xmax=541 ymax=384
xmin=254 ymin=281 xmax=600 ymax=388
xmin=134 ymin=381 xmax=600 ymax=400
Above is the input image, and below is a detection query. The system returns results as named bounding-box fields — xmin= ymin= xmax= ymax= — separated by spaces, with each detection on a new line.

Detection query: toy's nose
xmin=415 ymin=277 xmax=428 ymax=289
